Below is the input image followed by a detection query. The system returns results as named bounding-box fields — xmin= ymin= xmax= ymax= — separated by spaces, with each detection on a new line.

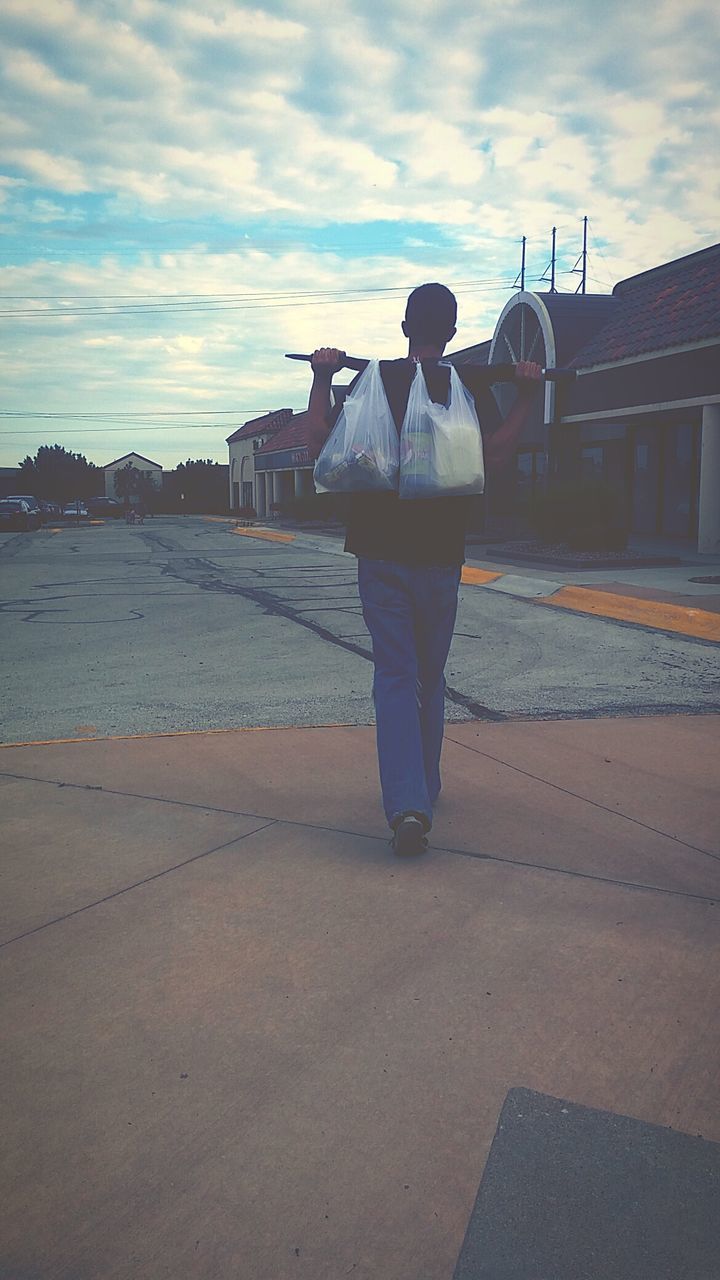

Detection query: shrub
xmin=530 ymin=481 xmax=628 ymax=551
xmin=282 ymin=494 xmax=341 ymax=523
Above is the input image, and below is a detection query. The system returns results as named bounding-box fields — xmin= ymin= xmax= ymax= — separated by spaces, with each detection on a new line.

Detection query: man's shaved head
xmin=404 ymin=282 xmax=457 ymax=344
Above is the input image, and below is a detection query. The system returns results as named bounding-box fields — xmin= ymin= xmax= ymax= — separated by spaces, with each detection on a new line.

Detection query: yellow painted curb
xmin=536 ymin=586 xmax=720 ymax=643
xmin=230 ymin=527 xmax=296 ymax=543
xmin=461 ymin=567 xmax=504 ymax=586
xmin=0 ymin=723 xmax=360 ymax=749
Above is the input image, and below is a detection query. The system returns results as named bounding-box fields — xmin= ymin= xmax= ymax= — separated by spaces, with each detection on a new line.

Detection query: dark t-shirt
xmin=335 ymin=358 xmax=501 ymax=567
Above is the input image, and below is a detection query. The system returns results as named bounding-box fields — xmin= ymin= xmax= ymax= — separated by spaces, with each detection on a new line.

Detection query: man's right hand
xmin=310 ymin=348 xmax=347 ymax=377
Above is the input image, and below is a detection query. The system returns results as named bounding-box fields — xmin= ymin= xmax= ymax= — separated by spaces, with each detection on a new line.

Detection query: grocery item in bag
xmin=314 ymin=360 xmax=399 ymax=494
xmin=399 ymin=361 xmax=485 ymax=499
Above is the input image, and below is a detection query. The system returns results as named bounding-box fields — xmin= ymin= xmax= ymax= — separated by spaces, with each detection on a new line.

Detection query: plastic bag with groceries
xmin=399 ymin=360 xmax=485 ymax=499
xmin=313 ymin=360 xmax=399 ymax=494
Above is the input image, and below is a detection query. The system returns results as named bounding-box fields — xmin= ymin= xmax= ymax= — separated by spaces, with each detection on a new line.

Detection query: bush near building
xmin=275 ymin=494 xmax=342 ymax=524
xmin=531 ymin=481 xmax=629 ymax=551
xmin=163 ymin=460 xmax=229 ymax=514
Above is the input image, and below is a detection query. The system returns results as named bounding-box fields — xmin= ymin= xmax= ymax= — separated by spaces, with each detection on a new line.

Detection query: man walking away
xmin=306 ymin=283 xmax=542 ymax=856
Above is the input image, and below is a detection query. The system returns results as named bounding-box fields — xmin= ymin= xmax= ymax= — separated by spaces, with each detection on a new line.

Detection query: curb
xmin=534 ymin=585 xmax=720 ymax=643
xmin=222 ymin=523 xmax=720 ymax=643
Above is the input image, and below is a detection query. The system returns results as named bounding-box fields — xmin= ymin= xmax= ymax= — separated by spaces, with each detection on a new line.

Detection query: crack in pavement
xmin=443 ymin=733 xmax=720 ymax=864
xmin=137 ymin=533 xmax=720 ymax=726
xmin=0 ymin=819 xmax=279 ymax=949
xmin=1 ymin=769 xmax=716 ymax=918
xmin=156 ymin=548 xmax=505 ymax=722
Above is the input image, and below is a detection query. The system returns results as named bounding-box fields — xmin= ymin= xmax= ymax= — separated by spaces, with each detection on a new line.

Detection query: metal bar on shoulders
xmin=285 ymin=354 xmax=576 ymax=382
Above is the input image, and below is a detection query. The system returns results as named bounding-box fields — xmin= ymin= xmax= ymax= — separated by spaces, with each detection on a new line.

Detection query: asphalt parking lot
xmin=1 ymin=515 xmax=718 ymax=744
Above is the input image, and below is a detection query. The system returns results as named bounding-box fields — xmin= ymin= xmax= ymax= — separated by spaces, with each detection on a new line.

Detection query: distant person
xmin=306 ymin=283 xmax=542 ymax=856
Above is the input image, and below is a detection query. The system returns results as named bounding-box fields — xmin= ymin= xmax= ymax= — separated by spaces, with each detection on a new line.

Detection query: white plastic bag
xmin=314 ymin=360 xmax=399 ymax=494
xmin=399 ymin=361 xmax=485 ymax=499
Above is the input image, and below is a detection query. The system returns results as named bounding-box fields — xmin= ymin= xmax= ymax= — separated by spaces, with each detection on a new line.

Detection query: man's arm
xmin=482 ymin=361 xmax=543 ymax=471
xmin=305 ymin=347 xmax=346 ymax=453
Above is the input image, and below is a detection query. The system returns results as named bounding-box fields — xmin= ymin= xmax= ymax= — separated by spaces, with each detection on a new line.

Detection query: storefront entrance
xmin=630 ymin=421 xmax=700 ymax=538
xmin=577 ymin=418 xmax=700 ymax=540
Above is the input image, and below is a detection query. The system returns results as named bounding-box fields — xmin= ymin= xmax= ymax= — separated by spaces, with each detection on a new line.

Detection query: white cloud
xmin=0 ymin=0 xmax=718 ymax=465
xmin=3 ymin=49 xmax=90 ymax=102
xmin=3 ymin=148 xmax=89 ymax=192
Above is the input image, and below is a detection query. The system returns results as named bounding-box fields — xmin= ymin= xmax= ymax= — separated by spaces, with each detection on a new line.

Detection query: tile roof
xmin=255 ymin=412 xmax=315 ymax=456
xmin=531 ymin=293 xmax=617 ymax=367
xmin=572 ymin=242 xmax=720 ymax=368
xmin=226 ymin=408 xmax=293 ymax=445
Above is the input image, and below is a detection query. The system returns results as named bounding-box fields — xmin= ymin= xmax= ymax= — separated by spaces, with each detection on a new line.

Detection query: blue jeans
xmin=357 ymin=558 xmax=462 ymax=830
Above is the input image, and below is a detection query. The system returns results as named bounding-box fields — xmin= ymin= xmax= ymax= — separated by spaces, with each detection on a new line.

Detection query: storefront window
xmin=663 ymin=423 xmax=698 ymax=538
xmin=581 ymin=446 xmax=604 ymax=479
xmin=632 ymin=426 xmax=660 ymax=533
xmin=627 ymin=421 xmax=701 ymax=537
xmin=515 ymin=450 xmax=546 ymax=505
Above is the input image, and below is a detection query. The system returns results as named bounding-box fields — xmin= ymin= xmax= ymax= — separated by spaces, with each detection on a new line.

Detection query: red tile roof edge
xmin=226 ymin=408 xmax=293 ymax=444
xmin=254 ymin=411 xmax=315 ymax=456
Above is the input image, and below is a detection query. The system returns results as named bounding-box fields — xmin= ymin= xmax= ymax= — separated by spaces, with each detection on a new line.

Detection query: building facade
xmin=226 ymin=242 xmax=720 ymax=551
xmin=103 ymin=452 xmax=163 ymax=502
xmin=557 ymin=244 xmax=720 ymax=552
xmin=227 ymin=409 xmax=293 ymax=515
xmin=448 ymin=243 xmax=720 ymax=551
xmin=227 ymin=396 xmax=348 ymax=518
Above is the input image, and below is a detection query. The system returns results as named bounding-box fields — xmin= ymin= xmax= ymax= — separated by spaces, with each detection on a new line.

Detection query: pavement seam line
xmin=1 ymin=771 xmax=716 ymax=908
xmin=443 ymin=733 xmax=720 ymax=865
xmin=437 ymin=845 xmax=718 ymax=905
xmin=0 ymin=820 xmax=278 ymax=950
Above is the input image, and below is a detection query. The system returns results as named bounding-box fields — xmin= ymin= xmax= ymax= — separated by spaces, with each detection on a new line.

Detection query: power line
xmin=0 ymin=276 xmax=509 ymax=302
xmin=0 ymin=278 xmax=518 ymax=318
xmin=0 ymin=409 xmax=269 ymax=419
xmin=0 ymin=424 xmax=253 ymax=435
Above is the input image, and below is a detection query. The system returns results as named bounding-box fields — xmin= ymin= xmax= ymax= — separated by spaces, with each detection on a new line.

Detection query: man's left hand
xmin=514 ymin=360 xmax=543 ymax=395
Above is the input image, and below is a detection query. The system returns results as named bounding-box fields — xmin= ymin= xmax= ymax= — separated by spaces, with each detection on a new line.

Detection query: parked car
xmin=62 ymin=501 xmax=89 ymax=519
xmin=87 ymin=497 xmax=124 ymax=518
xmin=38 ymin=499 xmax=62 ymax=520
xmin=6 ymin=494 xmax=44 ymax=521
xmin=0 ymin=499 xmax=42 ymax=531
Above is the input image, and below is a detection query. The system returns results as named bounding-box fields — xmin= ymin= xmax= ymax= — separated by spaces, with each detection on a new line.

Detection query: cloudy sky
xmin=1 ymin=0 xmax=718 ymax=469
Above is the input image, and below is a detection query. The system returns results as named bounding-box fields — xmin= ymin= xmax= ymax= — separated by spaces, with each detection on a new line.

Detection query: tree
xmin=18 ymin=445 xmax=101 ymax=505
xmin=113 ymin=463 xmax=141 ymax=507
xmin=137 ymin=471 xmax=159 ymax=508
xmin=173 ymin=459 xmax=228 ymax=514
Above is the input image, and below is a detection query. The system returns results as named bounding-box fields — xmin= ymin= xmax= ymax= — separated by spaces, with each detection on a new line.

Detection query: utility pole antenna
xmin=540 ymin=226 xmax=558 ymax=293
xmin=513 ymin=235 xmax=527 ymax=291
xmin=550 ymin=226 xmax=557 ymax=293
xmin=571 ymin=216 xmax=588 ymax=294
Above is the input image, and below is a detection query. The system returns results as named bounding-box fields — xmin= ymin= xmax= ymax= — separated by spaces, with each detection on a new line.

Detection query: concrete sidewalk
xmin=1 ymin=715 xmax=719 ymax=1278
